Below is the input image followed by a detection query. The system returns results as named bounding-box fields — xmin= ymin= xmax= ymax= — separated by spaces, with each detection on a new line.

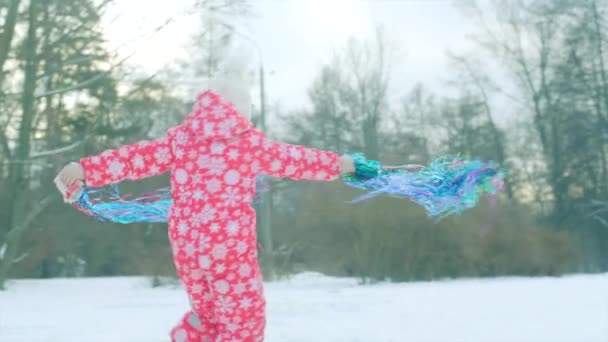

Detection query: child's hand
xmin=55 ymin=162 xmax=85 ymax=189
xmin=339 ymin=155 xmax=355 ymax=174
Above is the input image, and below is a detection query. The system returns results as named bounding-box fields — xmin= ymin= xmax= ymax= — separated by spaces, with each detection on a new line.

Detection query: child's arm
xmin=255 ymin=131 xmax=354 ymax=181
xmin=57 ymin=133 xmax=174 ymax=189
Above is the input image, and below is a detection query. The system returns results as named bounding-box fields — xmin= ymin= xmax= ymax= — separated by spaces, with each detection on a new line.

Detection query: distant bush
xmin=270 ymin=183 xmax=580 ymax=282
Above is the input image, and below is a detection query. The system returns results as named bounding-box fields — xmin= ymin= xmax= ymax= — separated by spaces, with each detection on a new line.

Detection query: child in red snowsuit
xmin=56 ymin=90 xmax=354 ymax=342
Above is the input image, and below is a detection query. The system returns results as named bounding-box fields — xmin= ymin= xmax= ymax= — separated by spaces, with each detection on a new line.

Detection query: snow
xmin=1 ymin=272 xmax=607 ymax=342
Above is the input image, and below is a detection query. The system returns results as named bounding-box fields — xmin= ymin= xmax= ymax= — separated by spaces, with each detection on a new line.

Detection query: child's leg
xmin=209 ymin=253 xmax=266 ymax=342
xmin=168 ymin=223 xmax=218 ymax=341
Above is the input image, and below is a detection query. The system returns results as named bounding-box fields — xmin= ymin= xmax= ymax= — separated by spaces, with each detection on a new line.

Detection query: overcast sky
xmin=101 ymin=0 xmax=481 ymax=114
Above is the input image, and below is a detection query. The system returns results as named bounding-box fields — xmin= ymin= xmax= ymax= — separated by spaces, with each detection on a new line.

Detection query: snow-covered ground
xmin=0 ymin=273 xmax=607 ymax=342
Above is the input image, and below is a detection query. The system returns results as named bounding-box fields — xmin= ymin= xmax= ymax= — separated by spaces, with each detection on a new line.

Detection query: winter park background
xmin=1 ymin=0 xmax=608 ymax=341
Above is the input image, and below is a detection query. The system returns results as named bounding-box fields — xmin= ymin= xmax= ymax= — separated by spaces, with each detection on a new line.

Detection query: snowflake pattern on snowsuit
xmin=80 ymin=90 xmax=341 ymax=342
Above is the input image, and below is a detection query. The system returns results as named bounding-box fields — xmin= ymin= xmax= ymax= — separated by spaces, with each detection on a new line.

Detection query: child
xmin=55 ymin=49 xmax=355 ymax=342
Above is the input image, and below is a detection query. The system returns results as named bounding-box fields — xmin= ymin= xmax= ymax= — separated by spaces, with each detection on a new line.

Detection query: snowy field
xmin=0 ymin=273 xmax=607 ymax=342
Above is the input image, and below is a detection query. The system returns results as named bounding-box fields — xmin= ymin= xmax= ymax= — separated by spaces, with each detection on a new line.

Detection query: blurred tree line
xmin=0 ymin=0 xmax=606 ymax=289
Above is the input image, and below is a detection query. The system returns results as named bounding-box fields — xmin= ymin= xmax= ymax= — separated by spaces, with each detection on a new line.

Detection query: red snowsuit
xmin=79 ymin=90 xmax=341 ymax=342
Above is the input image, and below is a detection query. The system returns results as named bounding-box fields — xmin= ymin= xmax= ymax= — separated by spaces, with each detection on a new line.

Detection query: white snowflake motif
xmin=234 ymin=283 xmax=247 ymax=295
xmin=219 ymin=210 xmax=229 ymax=220
xmin=224 ymin=170 xmax=240 ymax=185
xmin=198 ymin=234 xmax=211 ymax=251
xmin=200 ymin=204 xmax=216 ymax=224
xmin=243 ymin=177 xmax=253 ymax=189
xmin=238 ymin=264 xmax=252 ymax=277
xmin=284 ymin=164 xmax=296 ymax=176
xmin=175 ymin=148 xmax=185 ymax=159
xmin=302 ymin=170 xmax=314 ymax=179
xmin=199 ymin=94 xmax=213 ymax=107
xmin=215 ymin=280 xmax=230 ymax=294
xmin=216 ymin=263 xmax=226 ymax=273
xmin=221 ymin=187 xmax=241 ymax=206
xmin=240 ymin=227 xmax=251 ymax=237
xmin=118 ymin=146 xmax=130 ymax=157
xmin=227 ymin=323 xmax=239 ymax=333
xmin=154 ymin=147 xmax=171 ymax=164
xmin=90 ymin=171 xmax=102 ymax=182
xmin=192 ymin=173 xmax=203 ymax=185
xmin=320 ymin=153 xmax=331 ymax=165
xmin=204 ymin=122 xmax=215 ymax=136
xmin=240 ymin=298 xmax=252 ymax=309
xmin=218 ymin=118 xmax=236 ymax=136
xmin=263 ymin=139 xmax=272 ymax=150
xmin=199 ymin=255 xmax=211 ymax=269
xmin=206 ymin=178 xmax=221 ymax=193
xmin=190 ymin=119 xmax=200 ymax=130
xmin=236 ymin=241 xmax=248 ymax=254
xmin=305 ymin=150 xmax=318 ymax=163
xmin=185 ymin=242 xmax=196 ymax=257
xmin=175 ymin=169 xmax=188 ymax=184
xmin=133 ymin=155 xmax=145 ymax=169
xmin=212 ymin=244 xmax=228 ymax=260
xmin=250 ymin=134 xmax=262 ymax=146
xmin=176 ymin=131 xmax=188 ymax=145
xmin=210 ymin=141 xmax=225 ymax=154
xmin=177 ymin=221 xmax=189 ymax=236
xmin=240 ymin=216 xmax=251 ymax=227
xmin=249 ymin=276 xmax=262 ymax=292
xmin=208 ymin=157 xmax=227 ymax=175
xmin=192 ymin=214 xmax=203 ymax=228
xmin=270 ymin=160 xmax=281 ymax=172
xmin=217 ymin=296 xmax=236 ymax=313
xmin=192 ymin=283 xmax=203 ymax=294
xmin=316 ymin=170 xmax=328 ymax=180
xmin=226 ymin=221 xmax=239 ymax=236
xmin=210 ymin=223 xmax=220 ymax=232
xmin=212 ymin=105 xmax=226 ymax=118
xmin=191 ymin=269 xmax=204 ymax=281
xmin=196 ymin=155 xmax=210 ymax=169
xmin=277 ymin=145 xmax=289 ymax=159
xmin=189 ymin=229 xmax=199 ymax=240
xmin=173 ymin=328 xmax=188 ymax=342
xmin=250 ymin=161 xmax=261 ymax=173
xmin=193 ymin=190 xmax=204 ymax=200
xmin=108 ymin=160 xmax=124 ymax=177
xmin=290 ymin=147 xmax=302 ymax=160
xmin=91 ymin=156 xmax=101 ymax=164
xmin=227 ymin=149 xmax=239 ymax=160
xmin=149 ymin=165 xmax=160 ymax=175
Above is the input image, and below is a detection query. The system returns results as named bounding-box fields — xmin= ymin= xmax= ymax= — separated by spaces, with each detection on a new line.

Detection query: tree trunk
xmin=590 ymin=0 xmax=608 ymax=192
xmin=1 ymin=1 xmax=39 ymax=290
xmin=0 ymin=0 xmax=20 ymax=88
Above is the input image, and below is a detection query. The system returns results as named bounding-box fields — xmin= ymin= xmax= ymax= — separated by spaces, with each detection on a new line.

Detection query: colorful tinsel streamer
xmin=69 ymin=153 xmax=503 ymax=223
xmin=71 ymin=177 xmax=270 ymax=224
xmin=341 ymin=153 xmax=504 ymax=218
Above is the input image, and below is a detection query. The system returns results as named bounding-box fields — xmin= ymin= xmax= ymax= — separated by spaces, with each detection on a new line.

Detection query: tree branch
xmin=30 ymin=140 xmax=83 ymax=159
